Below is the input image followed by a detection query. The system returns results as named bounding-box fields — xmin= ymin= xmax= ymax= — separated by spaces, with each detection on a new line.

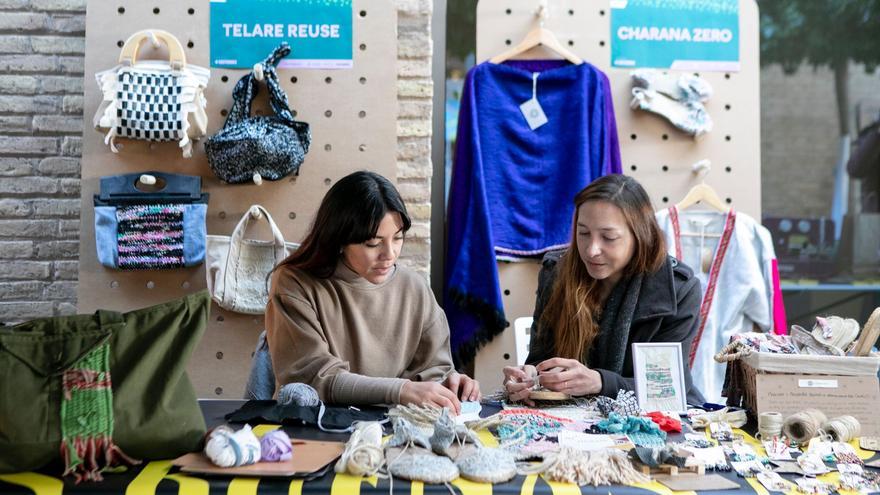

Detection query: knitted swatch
xmin=595 ymin=390 xmax=642 ymax=417
xmin=60 ymin=343 xmax=138 ymax=482
xmin=116 ymin=204 xmax=185 ymax=269
xmin=597 ymin=413 xmax=667 ymax=448
xmin=496 ymin=408 xmax=592 ymax=458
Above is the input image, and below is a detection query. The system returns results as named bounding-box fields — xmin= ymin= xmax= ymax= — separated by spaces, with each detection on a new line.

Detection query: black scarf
xmin=588 ymin=274 xmax=643 ymax=374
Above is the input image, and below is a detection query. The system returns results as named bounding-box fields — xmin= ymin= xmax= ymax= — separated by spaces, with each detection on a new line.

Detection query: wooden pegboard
xmin=77 ymin=0 xmax=398 ymax=398
xmin=472 ymin=0 xmax=761 ymax=388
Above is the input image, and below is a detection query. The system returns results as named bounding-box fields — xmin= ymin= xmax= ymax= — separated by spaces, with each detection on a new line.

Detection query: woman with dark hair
xmin=266 ymin=171 xmax=479 ymax=412
xmin=503 ymin=174 xmax=705 ymax=405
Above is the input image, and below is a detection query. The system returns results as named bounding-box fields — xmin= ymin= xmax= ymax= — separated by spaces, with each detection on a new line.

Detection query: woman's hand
xmin=535 ymin=358 xmax=602 ymax=396
xmin=400 ymin=380 xmax=462 ymax=414
xmin=502 ymin=364 xmax=537 ymax=405
xmin=443 ymin=372 xmax=481 ymax=402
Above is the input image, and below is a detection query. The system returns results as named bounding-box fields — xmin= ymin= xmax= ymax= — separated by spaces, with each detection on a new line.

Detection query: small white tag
xmin=455 ymin=401 xmax=482 ymax=425
xmin=520 ymin=97 xmax=548 ymax=130
xmin=762 ymin=440 xmax=793 ymax=460
xmin=520 ymin=72 xmax=548 ymax=130
xmin=798 ymin=379 xmax=838 ymax=388
xmin=837 ymin=463 xmax=864 ymax=475
xmin=557 ymin=431 xmax=618 ymax=451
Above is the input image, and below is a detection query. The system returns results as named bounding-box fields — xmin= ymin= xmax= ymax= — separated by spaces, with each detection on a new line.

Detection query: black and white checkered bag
xmin=94 ymin=29 xmax=209 ymax=158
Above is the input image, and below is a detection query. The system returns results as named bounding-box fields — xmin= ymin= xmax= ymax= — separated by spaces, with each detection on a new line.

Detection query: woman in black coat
xmin=503 ymin=174 xmax=705 ymax=406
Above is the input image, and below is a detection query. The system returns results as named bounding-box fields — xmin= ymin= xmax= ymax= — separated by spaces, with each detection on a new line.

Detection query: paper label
xmin=520 ymin=98 xmax=548 ymax=130
xmin=762 ymin=440 xmax=793 ymax=460
xmin=837 ymin=463 xmax=864 ymax=475
xmin=455 ymin=401 xmax=482 ymax=424
xmin=798 ymin=379 xmax=838 ymax=388
xmin=557 ymin=431 xmax=617 ymax=451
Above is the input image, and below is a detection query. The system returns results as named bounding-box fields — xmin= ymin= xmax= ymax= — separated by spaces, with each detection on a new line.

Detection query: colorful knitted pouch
xmin=116 ymin=204 xmax=185 ymax=269
xmin=60 ymin=342 xmax=138 ymax=482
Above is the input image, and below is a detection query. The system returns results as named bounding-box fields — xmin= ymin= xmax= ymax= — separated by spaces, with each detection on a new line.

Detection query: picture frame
xmin=631 ymin=342 xmax=688 ymax=413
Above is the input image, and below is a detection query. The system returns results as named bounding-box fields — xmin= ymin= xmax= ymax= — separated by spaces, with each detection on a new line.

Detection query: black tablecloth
xmin=0 ymin=400 xmax=873 ymax=495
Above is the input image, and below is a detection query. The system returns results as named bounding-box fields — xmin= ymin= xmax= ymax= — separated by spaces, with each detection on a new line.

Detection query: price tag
xmin=519 ymin=72 xmax=548 ymax=130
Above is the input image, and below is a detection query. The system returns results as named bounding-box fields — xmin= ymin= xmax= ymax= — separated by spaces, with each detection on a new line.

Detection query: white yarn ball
xmin=205 ymin=425 xmax=262 ymax=467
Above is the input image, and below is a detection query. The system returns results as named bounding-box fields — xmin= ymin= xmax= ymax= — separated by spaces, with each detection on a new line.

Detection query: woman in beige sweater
xmin=266 ymin=171 xmax=479 ymax=413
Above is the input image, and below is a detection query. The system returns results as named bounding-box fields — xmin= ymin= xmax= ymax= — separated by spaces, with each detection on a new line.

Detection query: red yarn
xmin=645 ymin=411 xmax=682 ymax=433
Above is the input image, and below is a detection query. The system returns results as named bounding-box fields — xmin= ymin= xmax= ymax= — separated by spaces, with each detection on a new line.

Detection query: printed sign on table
xmin=611 ymin=0 xmax=740 ymax=71
xmin=210 ymin=0 xmax=353 ymax=69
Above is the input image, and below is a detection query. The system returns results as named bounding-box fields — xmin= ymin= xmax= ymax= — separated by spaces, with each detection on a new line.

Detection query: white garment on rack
xmin=655 ymin=208 xmax=778 ymax=402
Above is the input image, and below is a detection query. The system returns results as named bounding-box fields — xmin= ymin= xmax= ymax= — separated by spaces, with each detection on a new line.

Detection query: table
xmin=0 ymin=400 xmax=873 ymax=494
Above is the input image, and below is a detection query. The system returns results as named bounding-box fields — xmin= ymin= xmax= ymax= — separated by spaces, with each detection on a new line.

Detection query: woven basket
xmin=725 ymin=352 xmax=880 ymax=414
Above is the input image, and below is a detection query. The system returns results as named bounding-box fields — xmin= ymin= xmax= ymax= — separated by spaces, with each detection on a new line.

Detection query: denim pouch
xmin=93 ymin=171 xmax=209 ymax=270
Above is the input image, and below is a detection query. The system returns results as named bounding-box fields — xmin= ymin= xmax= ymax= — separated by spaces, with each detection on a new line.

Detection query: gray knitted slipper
xmin=385 ymin=445 xmax=459 ymax=483
xmin=456 ymin=447 xmax=518 ymax=483
xmin=429 ymin=408 xmax=482 ymax=456
xmin=386 ymin=416 xmax=431 ymax=450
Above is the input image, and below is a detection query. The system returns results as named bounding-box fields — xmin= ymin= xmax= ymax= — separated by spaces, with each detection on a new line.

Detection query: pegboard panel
xmin=473 ymin=0 xmax=761 ymax=388
xmin=77 ymin=0 xmax=398 ymax=398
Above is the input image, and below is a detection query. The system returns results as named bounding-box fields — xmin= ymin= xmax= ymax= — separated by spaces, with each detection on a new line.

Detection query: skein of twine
xmin=782 ymin=409 xmax=827 ymax=444
xmin=757 ymin=412 xmax=784 ymax=441
xmin=335 ymin=422 xmax=385 ymax=476
xmin=820 ymin=415 xmax=861 ymax=443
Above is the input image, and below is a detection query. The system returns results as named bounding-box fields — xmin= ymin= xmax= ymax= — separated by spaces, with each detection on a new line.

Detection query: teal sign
xmin=210 ymin=0 xmax=352 ymax=69
xmin=611 ymin=0 xmax=739 ymax=71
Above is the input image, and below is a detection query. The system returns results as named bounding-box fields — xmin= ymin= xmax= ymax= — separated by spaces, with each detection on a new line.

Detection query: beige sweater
xmin=265 ymin=261 xmax=454 ymax=405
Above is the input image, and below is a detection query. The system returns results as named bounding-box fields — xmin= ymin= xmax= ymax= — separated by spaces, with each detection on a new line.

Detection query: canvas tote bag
xmin=206 ymin=205 xmax=299 ymax=314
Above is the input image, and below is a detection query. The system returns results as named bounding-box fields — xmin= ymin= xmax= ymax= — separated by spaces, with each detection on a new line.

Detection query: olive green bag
xmin=0 ymin=290 xmax=209 ymax=478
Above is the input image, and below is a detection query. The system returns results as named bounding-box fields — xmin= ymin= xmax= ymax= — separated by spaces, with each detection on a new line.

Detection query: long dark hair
xmin=276 ymin=171 xmax=412 ymax=278
xmin=541 ymin=174 xmax=667 ymax=360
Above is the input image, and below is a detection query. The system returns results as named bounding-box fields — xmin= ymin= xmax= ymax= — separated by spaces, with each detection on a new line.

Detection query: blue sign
xmin=210 ymin=0 xmax=352 ymax=69
xmin=611 ymin=0 xmax=739 ymax=71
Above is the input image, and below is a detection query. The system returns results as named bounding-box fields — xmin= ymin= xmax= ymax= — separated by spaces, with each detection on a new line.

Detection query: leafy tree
xmin=758 ymin=0 xmax=880 ymax=137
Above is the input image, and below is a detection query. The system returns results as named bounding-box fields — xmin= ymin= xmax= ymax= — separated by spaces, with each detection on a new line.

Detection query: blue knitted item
xmin=597 ymin=413 xmax=666 ymax=448
xmin=445 ymin=59 xmax=622 ymax=366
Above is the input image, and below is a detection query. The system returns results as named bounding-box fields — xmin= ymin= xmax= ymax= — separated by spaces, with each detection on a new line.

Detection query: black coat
xmin=526 ymin=251 xmax=706 ymax=406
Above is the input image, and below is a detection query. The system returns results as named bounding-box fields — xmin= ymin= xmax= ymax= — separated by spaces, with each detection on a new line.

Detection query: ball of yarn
xmin=260 ymin=429 xmax=293 ymax=462
xmin=278 ymin=382 xmax=320 ymax=407
xmin=821 ymin=415 xmax=861 ymax=442
xmin=205 ymin=425 xmax=261 ymax=467
xmin=335 ymin=422 xmax=384 ymax=476
xmin=758 ymin=412 xmax=784 ymax=440
xmin=783 ymin=409 xmax=827 ymax=443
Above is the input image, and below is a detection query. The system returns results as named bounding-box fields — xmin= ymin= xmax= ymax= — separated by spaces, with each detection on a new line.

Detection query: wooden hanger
xmin=489 ymin=1 xmax=583 ymax=65
xmin=676 ymin=183 xmax=729 ymax=213
xmin=675 ymin=160 xmax=730 ymax=213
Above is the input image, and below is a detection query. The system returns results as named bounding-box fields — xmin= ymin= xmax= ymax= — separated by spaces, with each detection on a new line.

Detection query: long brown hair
xmin=540 ymin=174 xmax=667 ymax=361
xmin=274 ymin=171 xmax=411 ymax=278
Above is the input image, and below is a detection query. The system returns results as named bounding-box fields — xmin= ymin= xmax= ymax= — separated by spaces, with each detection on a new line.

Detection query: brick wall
xmin=0 ymin=0 xmax=85 ymax=322
xmin=0 ymin=0 xmax=435 ymax=323
xmin=394 ymin=0 xmax=434 ymax=279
